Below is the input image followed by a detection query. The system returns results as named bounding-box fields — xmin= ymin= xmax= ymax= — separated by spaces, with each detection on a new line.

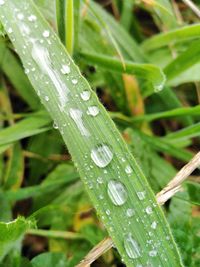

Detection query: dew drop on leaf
xmin=61 ymin=64 xmax=70 ymax=74
xmin=72 ymin=78 xmax=78 ymax=84
xmin=91 ymin=144 xmax=113 ymax=168
xmin=43 ymin=30 xmax=50 ymax=38
xmin=107 ymin=180 xmax=128 ymax=206
xmin=125 ymin=165 xmax=133 ymax=174
xmin=151 ymin=221 xmax=157 ymax=229
xmin=0 ymin=0 xmax=5 ymax=6
xmin=124 ymin=233 xmax=141 ymax=259
xmin=28 ymin=15 xmax=37 ymax=22
xmin=87 ymin=106 xmax=99 ymax=117
xmin=137 ymin=191 xmax=145 ymax=200
xmin=149 ymin=250 xmax=157 ymax=257
xmin=145 ymin=206 xmax=153 ymax=214
xmin=126 ymin=208 xmax=135 ymax=217
xmin=80 ymin=90 xmax=91 ymax=101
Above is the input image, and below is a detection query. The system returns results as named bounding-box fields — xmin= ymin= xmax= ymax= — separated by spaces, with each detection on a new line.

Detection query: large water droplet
xmin=91 ymin=144 xmax=113 ymax=168
xmin=0 ymin=0 xmax=5 ymax=6
xmin=80 ymin=90 xmax=91 ymax=101
xmin=124 ymin=233 xmax=141 ymax=259
xmin=87 ymin=106 xmax=99 ymax=116
xmin=107 ymin=180 xmax=128 ymax=206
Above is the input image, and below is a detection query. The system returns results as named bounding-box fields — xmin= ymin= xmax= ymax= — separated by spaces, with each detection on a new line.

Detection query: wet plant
xmin=0 ymin=0 xmax=199 ymax=267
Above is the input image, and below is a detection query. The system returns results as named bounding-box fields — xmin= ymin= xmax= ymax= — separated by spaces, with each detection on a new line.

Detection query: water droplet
xmin=124 ymin=233 xmax=141 ymax=259
xmin=17 ymin=13 xmax=24 ymax=20
xmin=91 ymin=144 xmax=113 ymax=168
xmin=28 ymin=15 xmax=37 ymax=22
xmin=106 ymin=209 xmax=110 ymax=215
xmin=72 ymin=78 xmax=78 ymax=84
xmin=125 ymin=165 xmax=133 ymax=174
xmin=43 ymin=30 xmax=50 ymax=38
xmin=8 ymin=27 xmax=13 ymax=34
xmin=44 ymin=96 xmax=49 ymax=102
xmin=97 ymin=177 xmax=103 ymax=184
xmin=107 ymin=180 xmax=128 ymax=206
xmin=149 ymin=250 xmax=157 ymax=257
xmin=0 ymin=0 xmax=5 ymax=6
xmin=87 ymin=106 xmax=99 ymax=117
xmin=151 ymin=221 xmax=157 ymax=229
xmin=145 ymin=206 xmax=153 ymax=214
xmin=61 ymin=64 xmax=70 ymax=74
xmin=137 ymin=191 xmax=146 ymax=200
xmin=69 ymin=108 xmax=90 ymax=136
xmin=80 ymin=90 xmax=91 ymax=101
xmin=53 ymin=122 xmax=59 ymax=129
xmin=126 ymin=208 xmax=135 ymax=217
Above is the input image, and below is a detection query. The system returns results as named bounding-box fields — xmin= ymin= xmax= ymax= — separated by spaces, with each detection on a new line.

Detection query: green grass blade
xmin=56 ymin=0 xmax=66 ymax=44
xmin=0 ymin=39 xmax=39 ymax=109
xmin=164 ymin=40 xmax=200 ymax=81
xmin=0 ymin=1 xmax=183 ymax=266
xmin=65 ymin=0 xmax=74 ymax=55
xmin=132 ymin=105 xmax=200 ymax=122
xmin=0 ymin=111 xmax=51 ymax=146
xmin=141 ymin=23 xmax=200 ymax=51
xmin=164 ymin=123 xmax=200 ymax=142
xmin=81 ymin=52 xmax=166 ymax=92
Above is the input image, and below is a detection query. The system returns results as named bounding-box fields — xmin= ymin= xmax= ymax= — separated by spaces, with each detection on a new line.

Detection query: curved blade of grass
xmin=56 ymin=0 xmax=65 ymax=44
xmin=81 ymin=52 xmax=166 ymax=92
xmin=0 ymin=1 xmax=183 ymax=266
xmin=0 ymin=111 xmax=51 ymax=146
xmin=131 ymin=105 xmax=200 ymax=122
xmin=141 ymin=23 xmax=200 ymax=51
xmin=0 ymin=39 xmax=39 ymax=109
xmin=164 ymin=40 xmax=200 ymax=81
xmin=164 ymin=123 xmax=200 ymax=142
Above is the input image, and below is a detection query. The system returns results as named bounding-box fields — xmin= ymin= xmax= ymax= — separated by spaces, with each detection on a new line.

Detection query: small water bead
xmin=126 ymin=208 xmax=135 ymax=217
xmin=145 ymin=206 xmax=153 ymax=214
xmin=17 ymin=13 xmax=24 ymax=20
xmin=61 ymin=64 xmax=70 ymax=74
xmin=125 ymin=165 xmax=133 ymax=174
xmin=91 ymin=144 xmax=113 ymax=168
xmin=87 ymin=106 xmax=99 ymax=117
xmin=124 ymin=233 xmax=141 ymax=259
xmin=151 ymin=221 xmax=157 ymax=229
xmin=53 ymin=122 xmax=59 ymax=129
xmin=137 ymin=191 xmax=146 ymax=200
xmin=72 ymin=78 xmax=78 ymax=84
xmin=107 ymin=180 xmax=128 ymax=206
xmin=44 ymin=96 xmax=49 ymax=102
xmin=97 ymin=177 xmax=103 ymax=184
xmin=149 ymin=250 xmax=157 ymax=257
xmin=106 ymin=209 xmax=110 ymax=215
xmin=28 ymin=15 xmax=37 ymax=22
xmin=0 ymin=0 xmax=5 ymax=6
xmin=43 ymin=30 xmax=50 ymax=38
xmin=8 ymin=27 xmax=13 ymax=34
xmin=80 ymin=90 xmax=91 ymax=101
